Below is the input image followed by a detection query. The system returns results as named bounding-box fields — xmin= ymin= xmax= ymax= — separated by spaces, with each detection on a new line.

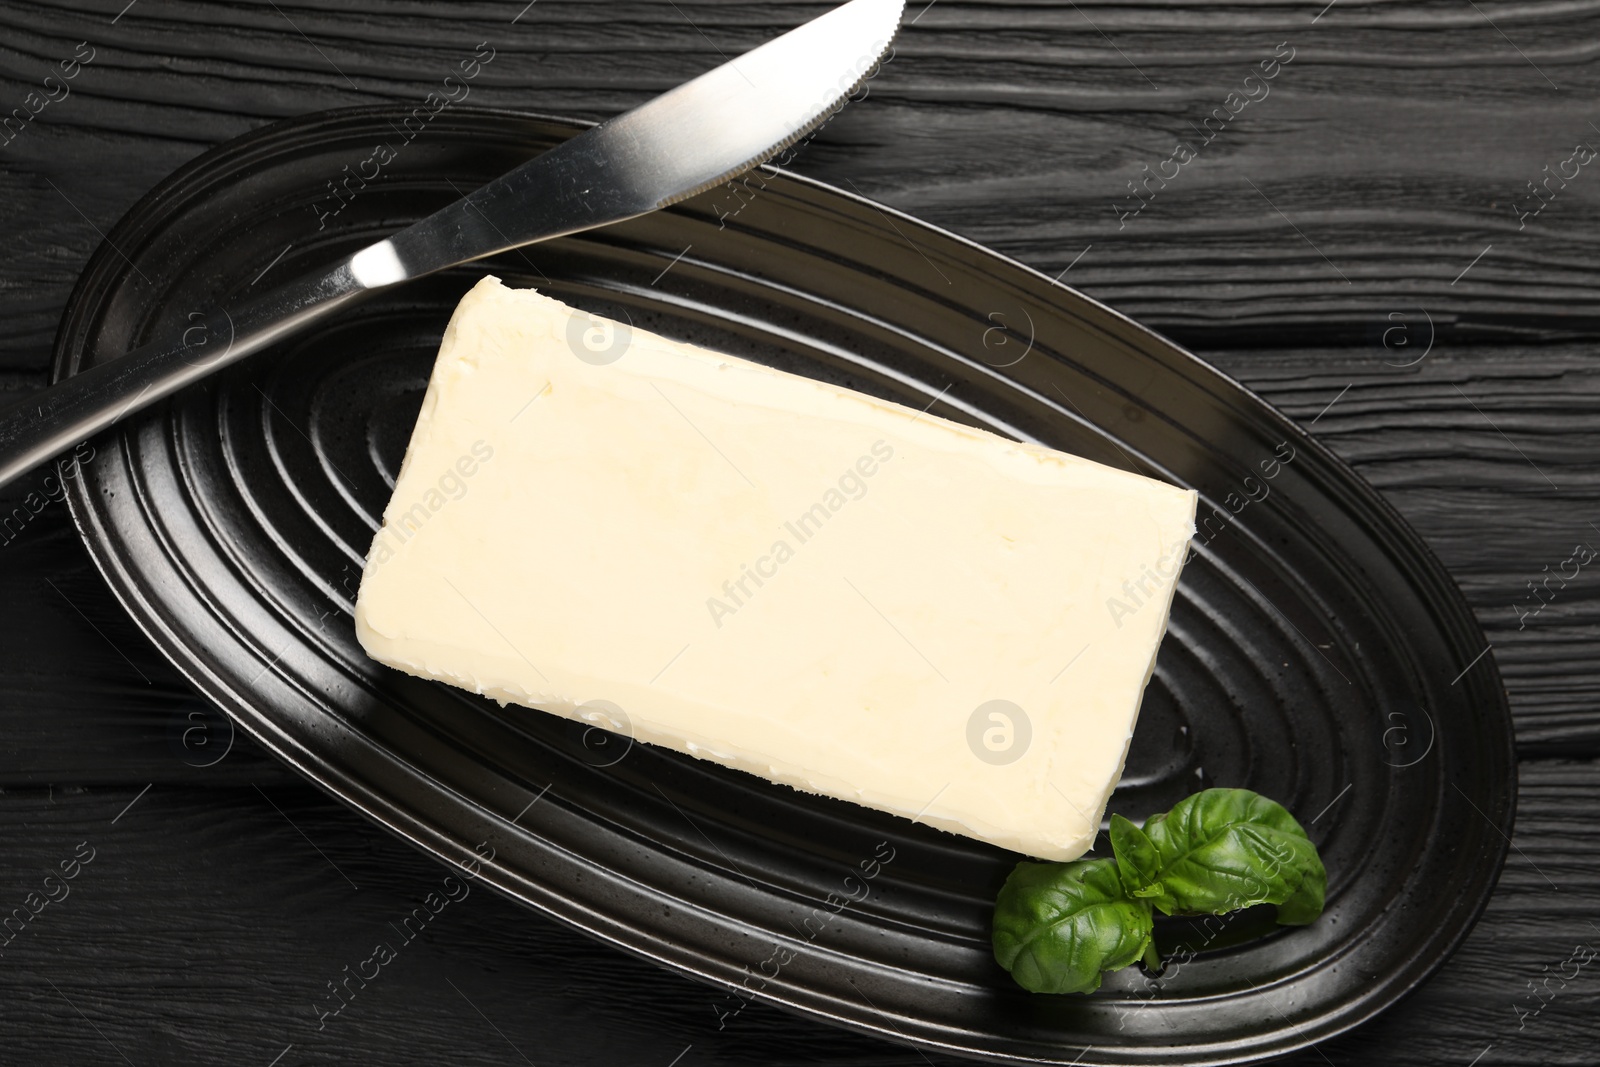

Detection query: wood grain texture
xmin=1 ymin=1 xmax=1597 ymax=1064
xmin=1204 ymin=341 xmax=1600 ymax=753
xmin=0 ymin=761 xmax=1592 ymax=1067
xmin=3 ymin=0 xmax=1600 ymax=360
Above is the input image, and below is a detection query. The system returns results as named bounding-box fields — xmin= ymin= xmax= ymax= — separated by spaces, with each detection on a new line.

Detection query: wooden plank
xmin=3 ymin=0 xmax=1600 ymax=365
xmin=1210 ymin=342 xmax=1600 ymax=752
xmin=0 ymin=758 xmax=1591 ymax=1065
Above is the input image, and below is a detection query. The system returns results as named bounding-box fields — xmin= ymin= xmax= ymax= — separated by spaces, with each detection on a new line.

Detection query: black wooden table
xmin=2 ymin=2 xmax=1596 ymax=1064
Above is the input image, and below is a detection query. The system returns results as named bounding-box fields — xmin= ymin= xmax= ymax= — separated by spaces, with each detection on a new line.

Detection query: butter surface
xmin=356 ymin=276 xmax=1197 ymax=860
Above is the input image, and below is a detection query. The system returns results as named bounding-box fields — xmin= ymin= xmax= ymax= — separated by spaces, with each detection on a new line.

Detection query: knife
xmin=0 ymin=0 xmax=904 ymax=492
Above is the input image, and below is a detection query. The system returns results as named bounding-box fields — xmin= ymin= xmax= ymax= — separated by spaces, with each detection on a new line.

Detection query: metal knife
xmin=0 ymin=0 xmax=904 ymax=491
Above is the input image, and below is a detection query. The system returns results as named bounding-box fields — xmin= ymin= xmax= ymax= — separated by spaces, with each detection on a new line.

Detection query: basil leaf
xmin=993 ymin=788 xmax=1328 ymax=995
xmin=992 ymin=858 xmax=1154 ymax=994
xmin=1137 ymin=788 xmax=1326 ymax=925
xmin=1108 ymin=813 xmax=1159 ymax=896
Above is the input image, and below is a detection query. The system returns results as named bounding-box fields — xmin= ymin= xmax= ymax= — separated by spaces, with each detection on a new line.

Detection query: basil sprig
xmin=993 ymin=788 xmax=1327 ymax=994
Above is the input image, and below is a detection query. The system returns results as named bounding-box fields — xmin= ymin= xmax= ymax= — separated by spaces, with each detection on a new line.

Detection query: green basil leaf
xmin=1138 ymin=788 xmax=1326 ymax=925
xmin=992 ymin=858 xmax=1154 ymax=994
xmin=1108 ymin=813 xmax=1159 ymax=896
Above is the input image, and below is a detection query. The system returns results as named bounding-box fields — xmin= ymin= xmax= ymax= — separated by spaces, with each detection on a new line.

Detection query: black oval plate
xmin=56 ymin=107 xmax=1514 ymax=1065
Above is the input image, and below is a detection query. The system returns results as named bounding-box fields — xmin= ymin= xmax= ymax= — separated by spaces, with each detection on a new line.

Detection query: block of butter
xmin=355 ymin=276 xmax=1197 ymax=861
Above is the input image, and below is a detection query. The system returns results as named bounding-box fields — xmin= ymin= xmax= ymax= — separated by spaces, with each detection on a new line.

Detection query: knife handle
xmin=0 ymin=260 xmax=374 ymax=493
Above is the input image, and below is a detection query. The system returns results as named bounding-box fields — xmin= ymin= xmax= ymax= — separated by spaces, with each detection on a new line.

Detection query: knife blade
xmin=0 ymin=0 xmax=905 ymax=492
